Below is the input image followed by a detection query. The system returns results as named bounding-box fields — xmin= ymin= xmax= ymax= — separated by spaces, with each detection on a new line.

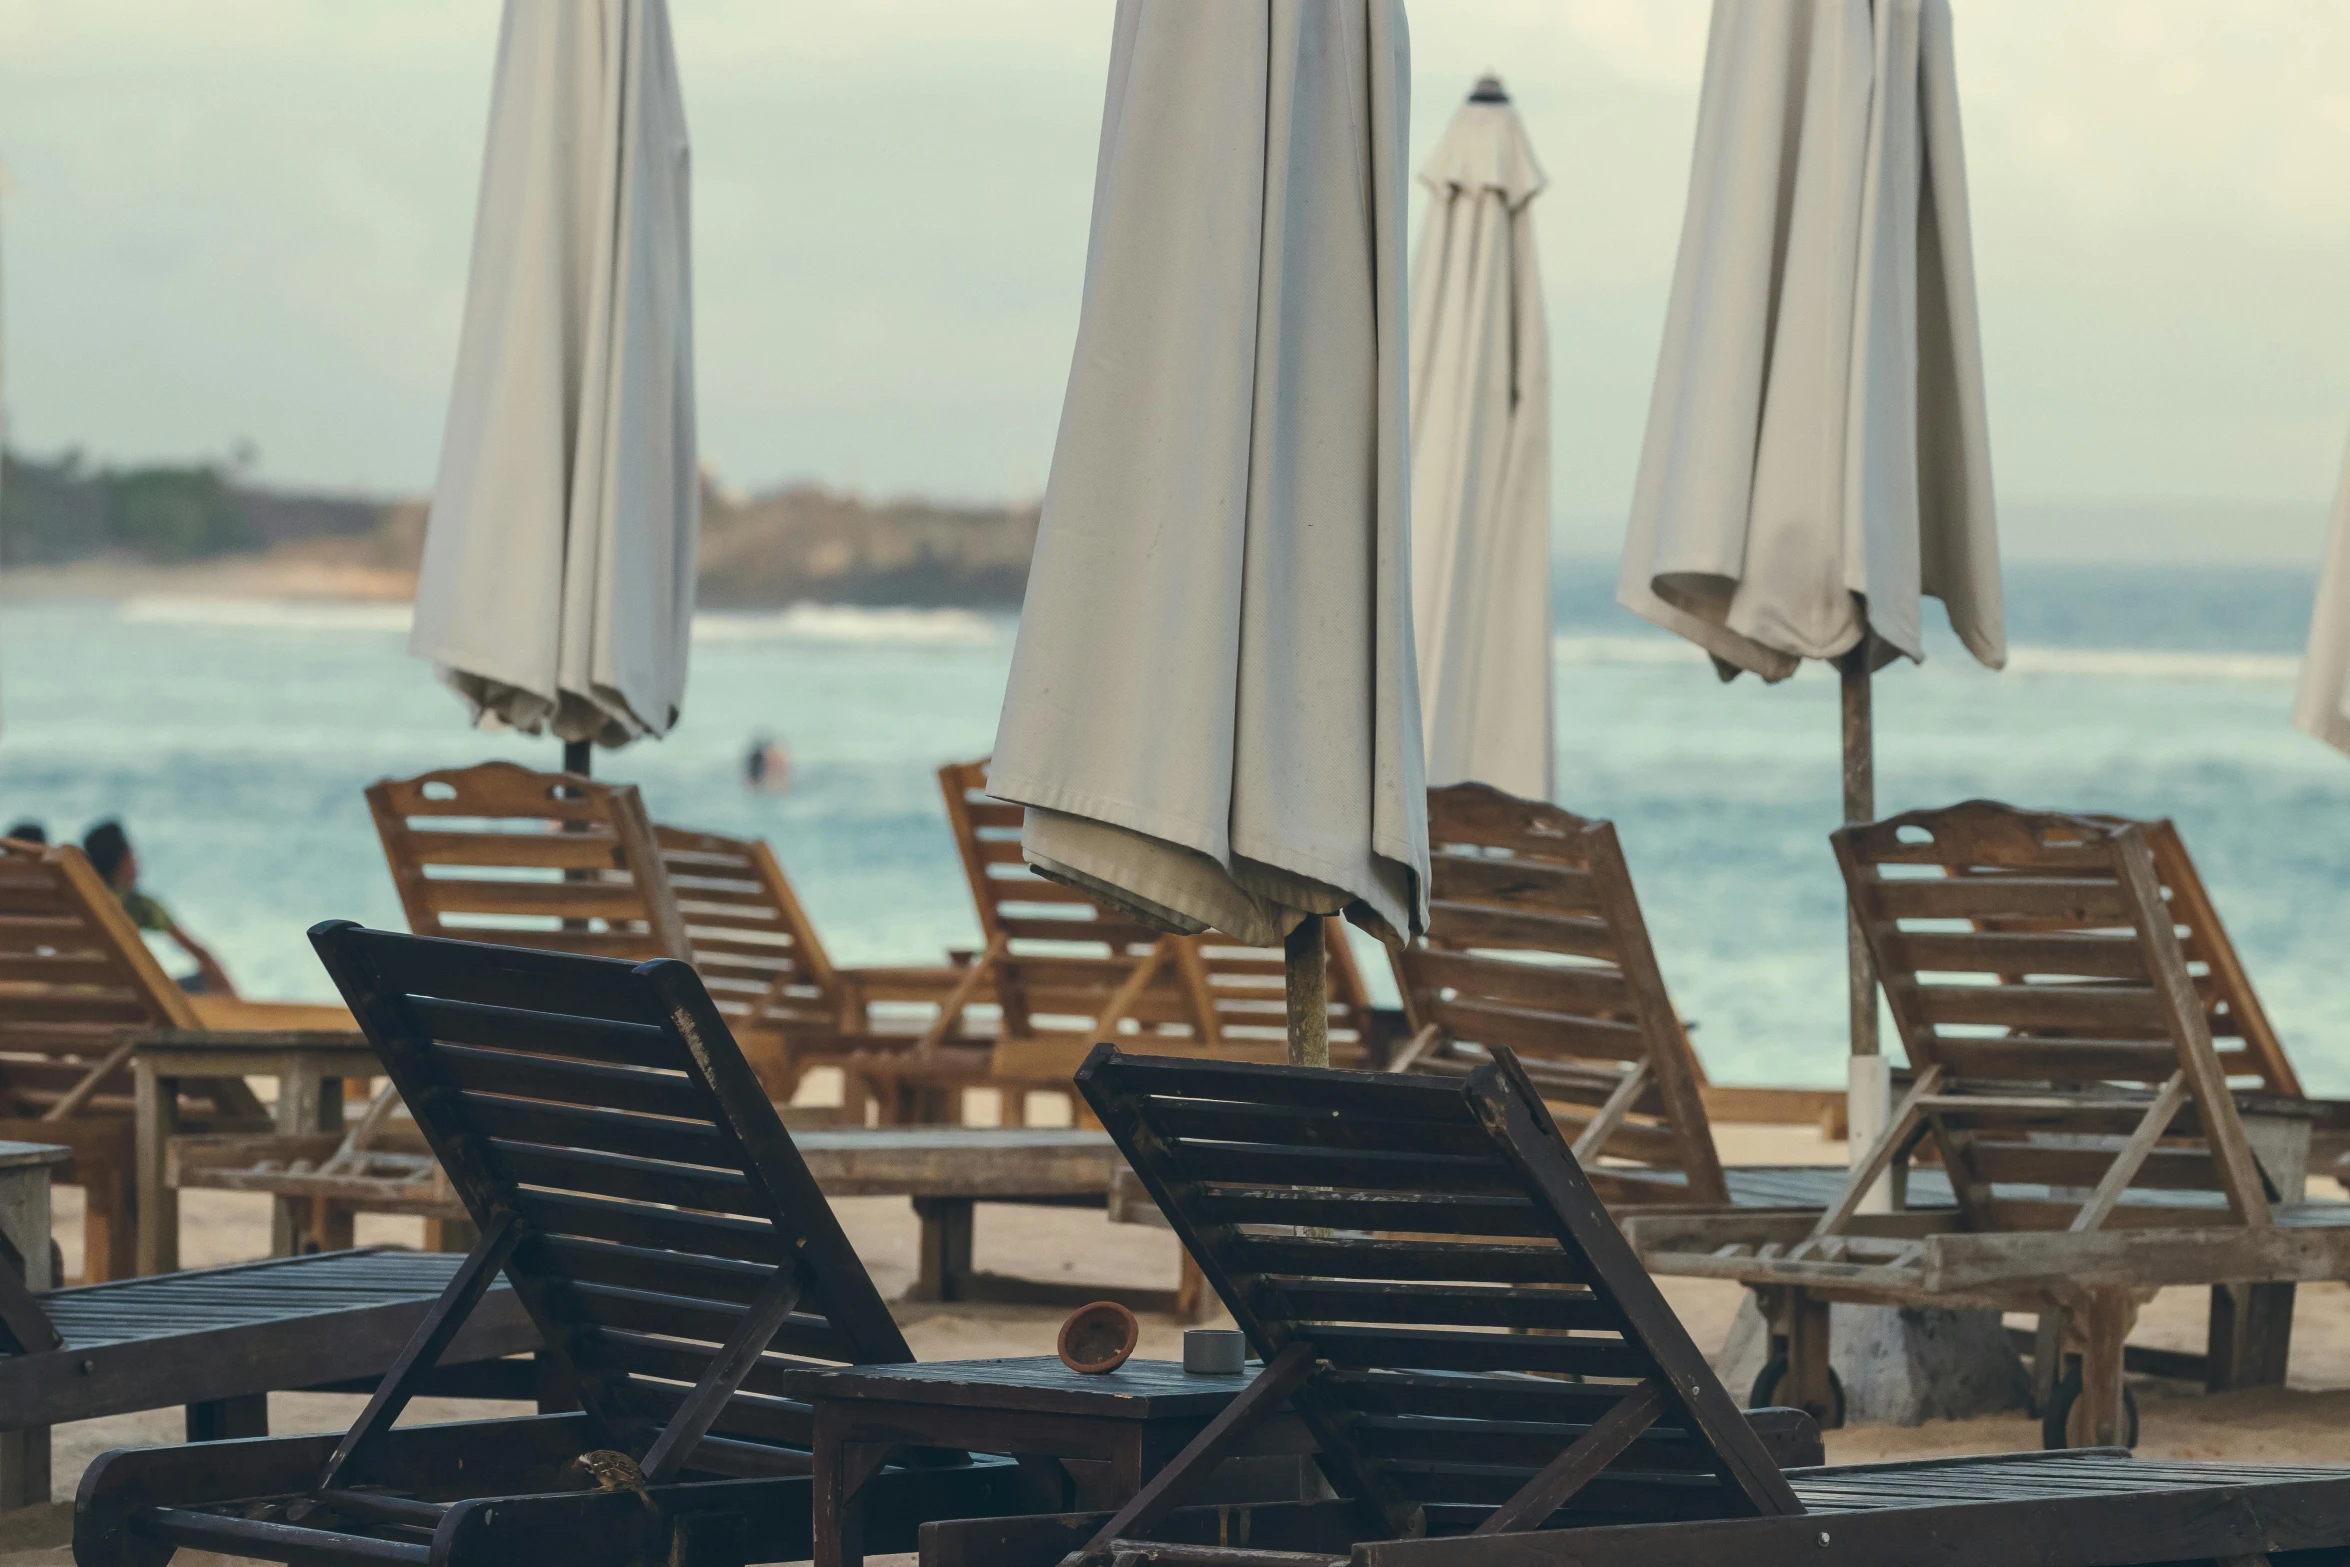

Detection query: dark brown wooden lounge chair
xmin=75 ymin=923 xmax=1019 ymax=1567
xmin=912 ymin=1044 xmax=2350 ymax=1567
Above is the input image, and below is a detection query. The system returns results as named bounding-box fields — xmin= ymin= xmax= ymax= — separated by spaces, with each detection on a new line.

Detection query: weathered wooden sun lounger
xmin=1390 ymin=783 xmax=1730 ymax=1206
xmin=76 ymin=924 xmax=1020 ymax=1567
xmin=912 ymin=759 xmax=1375 ymax=1127
xmin=919 ymin=1045 xmax=2350 ymax=1567
xmin=656 ymin=823 xmax=991 ymax=1106
xmin=1629 ymin=803 xmax=2350 ymax=1448
xmin=372 ymin=764 xmax=979 ymax=1109
xmin=0 ymin=837 xmax=342 ymax=1281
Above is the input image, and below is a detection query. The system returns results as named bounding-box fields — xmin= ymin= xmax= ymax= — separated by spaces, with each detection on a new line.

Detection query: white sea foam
xmin=1550 ymin=632 xmax=2300 ymax=682
xmin=118 ymin=596 xmax=413 ymax=632
xmin=693 ymin=604 xmax=1002 ymax=645
xmin=115 ymin=596 xmax=1005 ymax=646
xmin=2000 ymin=646 xmax=2298 ymax=682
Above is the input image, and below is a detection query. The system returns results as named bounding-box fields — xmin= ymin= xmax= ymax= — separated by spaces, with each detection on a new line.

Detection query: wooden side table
xmin=784 ymin=1356 xmax=1314 ymax=1567
xmin=0 ymin=1140 xmax=70 ymax=1507
xmin=131 ymin=1031 xmax=377 ymax=1274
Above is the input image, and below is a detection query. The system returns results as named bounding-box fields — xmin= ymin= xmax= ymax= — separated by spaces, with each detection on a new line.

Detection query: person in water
xmin=81 ymin=820 xmax=239 ymax=996
xmin=3 ymin=821 xmax=45 ymax=844
xmin=743 ymin=735 xmax=792 ymax=794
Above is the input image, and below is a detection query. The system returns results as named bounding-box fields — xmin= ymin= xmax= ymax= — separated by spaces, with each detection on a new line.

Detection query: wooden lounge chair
xmin=0 ymin=1242 xmax=539 ymax=1510
xmin=657 ymin=823 xmax=989 ymax=1106
xmin=366 ymin=761 xmax=691 ymax=962
xmin=915 ymin=759 xmax=1375 ymax=1125
xmin=1630 ymin=803 xmax=2349 ymax=1448
xmin=1390 ymin=783 xmax=1728 ymax=1206
xmin=76 ymin=923 xmax=1020 ymax=1567
xmin=0 ymin=837 xmax=313 ymax=1281
xmin=920 ymin=1044 xmax=2350 ymax=1567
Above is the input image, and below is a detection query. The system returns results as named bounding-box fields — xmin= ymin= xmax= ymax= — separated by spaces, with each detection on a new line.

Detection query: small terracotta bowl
xmin=1057 ymin=1300 xmax=1141 ymax=1374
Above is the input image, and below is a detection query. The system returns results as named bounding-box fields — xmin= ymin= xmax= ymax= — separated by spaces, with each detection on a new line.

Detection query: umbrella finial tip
xmin=1469 ymin=73 xmax=1508 ymax=104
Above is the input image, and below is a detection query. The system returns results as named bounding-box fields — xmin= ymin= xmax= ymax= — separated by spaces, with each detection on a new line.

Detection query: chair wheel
xmin=1750 ymin=1354 xmax=1846 ymax=1427
xmin=2041 ymin=1366 xmax=2139 ymax=1449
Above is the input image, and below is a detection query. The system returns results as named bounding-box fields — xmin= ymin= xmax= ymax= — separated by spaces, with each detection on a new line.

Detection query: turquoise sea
xmin=2 ymin=561 xmax=2344 ymax=1093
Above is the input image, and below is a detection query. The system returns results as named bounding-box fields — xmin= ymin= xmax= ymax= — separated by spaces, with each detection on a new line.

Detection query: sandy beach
xmin=12 ymin=1120 xmax=2350 ymax=1565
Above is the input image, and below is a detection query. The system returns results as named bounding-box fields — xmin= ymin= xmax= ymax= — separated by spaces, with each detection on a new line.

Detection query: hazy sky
xmin=2 ymin=1 xmax=2348 ymax=558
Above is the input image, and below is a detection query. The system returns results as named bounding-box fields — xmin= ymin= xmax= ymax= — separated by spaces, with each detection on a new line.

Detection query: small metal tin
xmin=1183 ymin=1328 xmax=1246 ymax=1376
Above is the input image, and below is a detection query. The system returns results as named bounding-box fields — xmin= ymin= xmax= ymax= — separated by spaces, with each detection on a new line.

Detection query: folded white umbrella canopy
xmin=1622 ymin=0 xmax=2001 ymax=684
xmin=2295 ymin=448 xmax=2350 ymax=755
xmin=1617 ymin=0 xmax=2003 ymax=1138
xmin=1408 ymin=74 xmax=1553 ymax=801
xmin=409 ymin=0 xmax=698 ymax=761
xmin=990 ymin=0 xmax=1429 ymax=1061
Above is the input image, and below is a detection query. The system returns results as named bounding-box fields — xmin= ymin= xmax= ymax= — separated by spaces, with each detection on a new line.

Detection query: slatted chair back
xmin=2062 ymin=816 xmax=2299 ymax=1098
xmin=0 ymin=838 xmax=200 ymax=1118
xmin=1834 ymin=802 xmax=2274 ymax=1234
xmin=1074 ymin=1045 xmax=1802 ymax=1553
xmin=940 ymin=759 xmax=1375 ymax=1076
xmin=937 ymin=759 xmax=1210 ymax=1067
xmin=655 ymin=825 xmax=845 ymax=1048
xmin=367 ymin=763 xmax=690 ymax=963
xmin=1392 ymin=784 xmax=1726 ymax=1206
xmin=309 ymin=921 xmax=914 ymax=1485
xmin=1176 ymin=924 xmax=1380 ymax=1068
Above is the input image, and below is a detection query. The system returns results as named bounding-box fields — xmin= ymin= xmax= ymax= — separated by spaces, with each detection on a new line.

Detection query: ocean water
xmin=2 ymin=560 xmax=2345 ymax=1092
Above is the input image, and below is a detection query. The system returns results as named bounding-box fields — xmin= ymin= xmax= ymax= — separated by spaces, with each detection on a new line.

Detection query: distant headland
xmin=0 ymin=449 xmax=1039 ymax=608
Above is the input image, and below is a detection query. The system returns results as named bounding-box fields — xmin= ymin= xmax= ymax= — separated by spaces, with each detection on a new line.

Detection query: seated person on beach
xmin=82 ymin=820 xmax=239 ymax=997
xmin=3 ymin=821 xmax=44 ymax=845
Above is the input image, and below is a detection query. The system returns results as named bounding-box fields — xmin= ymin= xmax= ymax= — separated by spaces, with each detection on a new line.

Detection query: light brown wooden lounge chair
xmin=914 ymin=759 xmax=1376 ymax=1125
xmin=1389 ymin=783 xmax=1729 ymax=1207
xmin=365 ymin=761 xmax=691 ymax=962
xmin=655 ymin=824 xmax=988 ymax=1107
xmin=206 ymin=764 xmax=700 ymax=1250
xmin=0 ymin=838 xmax=295 ymax=1280
xmin=1631 ymin=802 xmax=2347 ymax=1448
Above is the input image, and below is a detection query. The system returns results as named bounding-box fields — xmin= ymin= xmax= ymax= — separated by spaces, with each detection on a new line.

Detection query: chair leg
xmin=186 ymin=1393 xmax=269 ymax=1443
xmin=1779 ymin=1290 xmax=1838 ymax=1429
xmin=2079 ymin=1289 xmax=2131 ymax=1448
xmin=912 ymin=1197 xmax=974 ymax=1303
xmin=0 ymin=1427 xmax=49 ymax=1508
xmin=80 ymin=1163 xmax=136 ymax=1284
xmin=1176 ymin=1251 xmax=1211 ymax=1322
xmin=2207 ymin=1282 xmax=2295 ymax=1392
xmin=2031 ymin=1308 xmax=2067 ymax=1417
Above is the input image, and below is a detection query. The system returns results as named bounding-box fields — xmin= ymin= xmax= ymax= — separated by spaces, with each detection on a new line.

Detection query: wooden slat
xmin=1429 ymin=855 xmax=1600 ymax=916
xmin=396 ymin=830 xmax=622 ymax=870
xmin=1425 ymin=904 xmax=1615 ymax=960
xmin=1909 ymin=983 xmax=2167 ymax=1033
xmin=1927 ymin=1036 xmax=2187 ymax=1083
xmin=1427 ymin=998 xmax=1644 ymax=1062
xmin=1276 ymin=1280 xmax=1615 ymax=1332
xmin=1870 ymin=876 xmax=2129 ymax=923
xmin=1400 ymin=950 xmax=1631 ymax=1019
xmin=1884 ymin=930 xmax=2150 ymax=980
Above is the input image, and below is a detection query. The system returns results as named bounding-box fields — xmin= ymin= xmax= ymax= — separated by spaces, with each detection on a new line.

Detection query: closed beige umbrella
xmin=989 ymin=0 xmax=1428 ymax=1064
xmin=410 ymin=0 xmax=698 ymax=769
xmin=1619 ymin=0 xmax=2003 ymax=1141
xmin=2295 ymin=444 xmax=2350 ymax=754
xmin=1409 ymin=74 xmax=1553 ymax=801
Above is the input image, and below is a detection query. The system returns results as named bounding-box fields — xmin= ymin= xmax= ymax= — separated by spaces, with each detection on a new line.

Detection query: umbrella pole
xmin=1839 ymin=644 xmax=1889 ymax=1208
xmin=1284 ymin=917 xmax=1329 ymax=1068
xmin=563 ymin=739 xmax=592 ymax=777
